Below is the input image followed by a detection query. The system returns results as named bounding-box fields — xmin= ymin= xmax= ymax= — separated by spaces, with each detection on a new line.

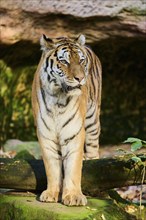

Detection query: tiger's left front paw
xmin=62 ymin=192 xmax=87 ymax=206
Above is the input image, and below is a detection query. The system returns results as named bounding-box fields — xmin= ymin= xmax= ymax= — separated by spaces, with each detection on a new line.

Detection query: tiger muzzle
xmin=61 ymin=83 xmax=81 ymax=93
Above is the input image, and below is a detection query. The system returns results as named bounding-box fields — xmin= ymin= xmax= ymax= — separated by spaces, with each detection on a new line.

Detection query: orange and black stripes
xmin=32 ymin=34 xmax=102 ymax=159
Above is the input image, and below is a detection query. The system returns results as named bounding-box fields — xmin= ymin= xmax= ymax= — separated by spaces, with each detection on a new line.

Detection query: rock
xmin=4 ymin=140 xmax=41 ymax=159
xmin=0 ymin=0 xmax=146 ymax=44
xmin=14 ymin=150 xmax=36 ymax=160
xmin=0 ymin=194 xmax=138 ymax=220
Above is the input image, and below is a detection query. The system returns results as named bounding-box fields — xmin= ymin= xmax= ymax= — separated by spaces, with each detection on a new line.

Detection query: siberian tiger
xmin=32 ymin=34 xmax=102 ymax=206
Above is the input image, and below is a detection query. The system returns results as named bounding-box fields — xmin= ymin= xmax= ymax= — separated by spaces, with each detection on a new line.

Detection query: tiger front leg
xmin=38 ymin=134 xmax=62 ymax=203
xmin=61 ymin=128 xmax=87 ymax=206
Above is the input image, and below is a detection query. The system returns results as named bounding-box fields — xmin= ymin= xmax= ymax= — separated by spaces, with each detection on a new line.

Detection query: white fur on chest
xmin=37 ymin=89 xmax=82 ymax=142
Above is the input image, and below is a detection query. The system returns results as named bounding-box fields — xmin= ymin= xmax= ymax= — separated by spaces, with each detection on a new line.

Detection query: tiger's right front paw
xmin=40 ymin=189 xmax=59 ymax=203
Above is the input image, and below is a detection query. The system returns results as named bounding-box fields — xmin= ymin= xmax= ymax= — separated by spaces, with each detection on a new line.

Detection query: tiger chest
xmin=38 ymin=91 xmax=83 ymax=143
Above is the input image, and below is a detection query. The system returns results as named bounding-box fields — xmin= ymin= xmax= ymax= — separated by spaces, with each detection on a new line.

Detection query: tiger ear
xmin=40 ymin=34 xmax=54 ymax=51
xmin=76 ymin=34 xmax=86 ymax=46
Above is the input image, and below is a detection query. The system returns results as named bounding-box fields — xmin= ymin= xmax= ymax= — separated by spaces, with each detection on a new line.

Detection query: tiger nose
xmin=74 ymin=75 xmax=84 ymax=82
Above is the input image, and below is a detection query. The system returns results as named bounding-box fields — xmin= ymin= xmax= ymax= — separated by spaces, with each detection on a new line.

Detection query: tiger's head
xmin=40 ymin=34 xmax=89 ymax=94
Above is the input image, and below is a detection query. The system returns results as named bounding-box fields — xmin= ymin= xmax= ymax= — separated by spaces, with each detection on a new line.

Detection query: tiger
xmin=32 ymin=34 xmax=102 ymax=206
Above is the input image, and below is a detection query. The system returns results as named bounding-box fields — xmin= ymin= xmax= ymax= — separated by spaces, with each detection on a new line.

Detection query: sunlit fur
xmin=32 ymin=34 xmax=102 ymax=206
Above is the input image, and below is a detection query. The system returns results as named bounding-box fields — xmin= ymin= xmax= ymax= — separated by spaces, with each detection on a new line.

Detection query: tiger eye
xmin=80 ymin=59 xmax=85 ymax=64
xmin=60 ymin=60 xmax=69 ymax=65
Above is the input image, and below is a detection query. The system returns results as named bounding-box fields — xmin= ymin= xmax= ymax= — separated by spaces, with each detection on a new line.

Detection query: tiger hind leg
xmin=84 ymin=122 xmax=100 ymax=160
xmin=84 ymin=142 xmax=99 ymax=160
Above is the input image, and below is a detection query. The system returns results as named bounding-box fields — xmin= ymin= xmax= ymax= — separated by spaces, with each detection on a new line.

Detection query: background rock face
xmin=0 ymin=0 xmax=146 ymax=44
xmin=0 ymin=0 xmax=146 ymax=144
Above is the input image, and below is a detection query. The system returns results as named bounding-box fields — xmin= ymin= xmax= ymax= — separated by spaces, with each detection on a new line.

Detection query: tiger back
xmin=32 ymin=34 xmax=102 ymax=206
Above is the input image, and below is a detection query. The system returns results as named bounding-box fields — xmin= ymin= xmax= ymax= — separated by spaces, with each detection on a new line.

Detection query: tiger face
xmin=40 ymin=35 xmax=89 ymax=93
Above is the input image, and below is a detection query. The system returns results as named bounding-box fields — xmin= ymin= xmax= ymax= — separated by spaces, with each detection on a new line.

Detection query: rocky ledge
xmin=0 ymin=0 xmax=146 ymax=44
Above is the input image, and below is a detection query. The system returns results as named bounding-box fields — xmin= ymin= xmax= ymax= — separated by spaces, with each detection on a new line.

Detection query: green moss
xmin=0 ymin=60 xmax=37 ymax=144
xmin=14 ymin=150 xmax=35 ymax=160
xmin=0 ymin=194 xmax=138 ymax=220
xmin=122 ymin=7 xmax=146 ymax=16
xmin=0 ymin=195 xmax=91 ymax=220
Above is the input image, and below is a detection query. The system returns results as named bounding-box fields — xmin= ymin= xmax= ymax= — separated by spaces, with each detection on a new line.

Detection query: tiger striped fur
xmin=32 ymin=34 xmax=102 ymax=206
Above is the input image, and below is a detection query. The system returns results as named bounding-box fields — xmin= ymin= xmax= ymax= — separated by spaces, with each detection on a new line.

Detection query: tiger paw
xmin=40 ymin=189 xmax=59 ymax=203
xmin=62 ymin=192 xmax=87 ymax=206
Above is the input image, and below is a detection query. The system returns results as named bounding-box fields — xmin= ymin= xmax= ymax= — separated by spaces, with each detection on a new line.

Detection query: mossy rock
xmin=4 ymin=140 xmax=41 ymax=159
xmin=0 ymin=194 xmax=137 ymax=220
xmin=14 ymin=150 xmax=36 ymax=160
